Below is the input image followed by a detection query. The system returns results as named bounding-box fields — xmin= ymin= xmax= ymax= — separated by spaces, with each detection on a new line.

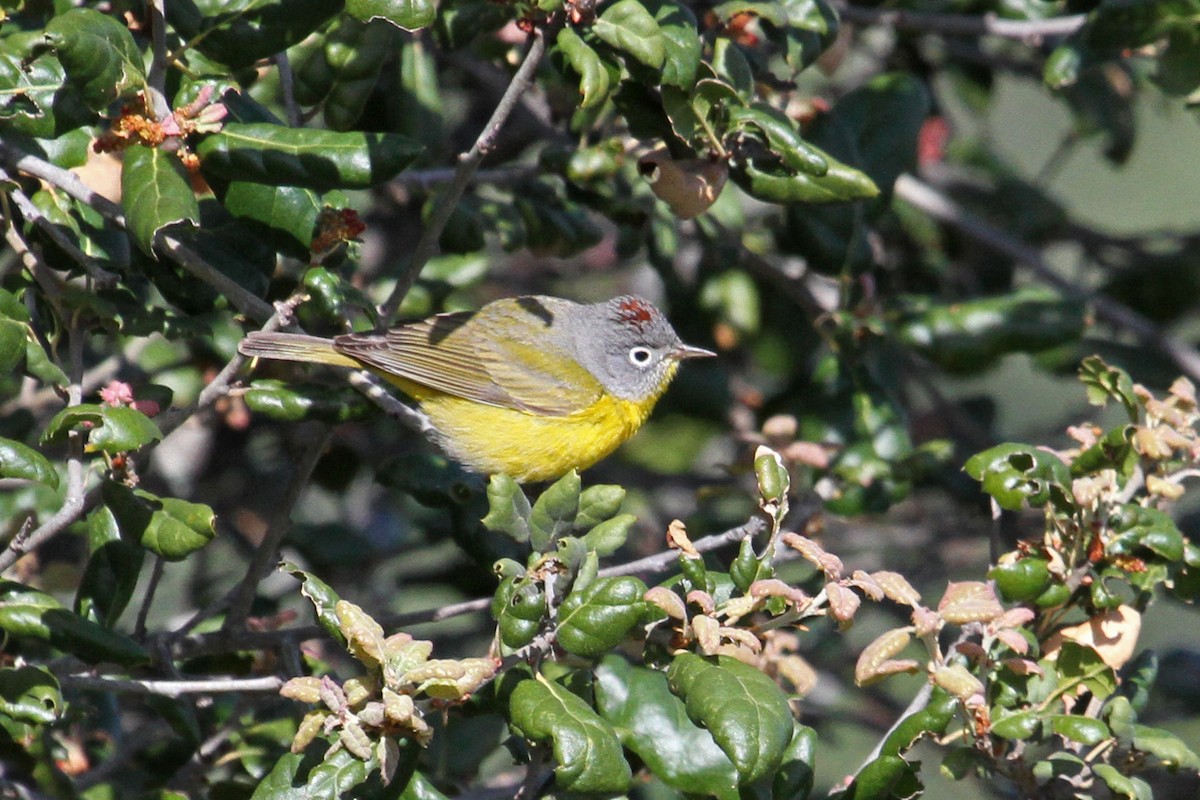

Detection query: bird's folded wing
xmin=332 ymin=314 xmax=600 ymax=416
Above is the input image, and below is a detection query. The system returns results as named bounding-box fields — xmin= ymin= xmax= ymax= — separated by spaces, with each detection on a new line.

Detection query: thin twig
xmin=224 ymin=424 xmax=333 ymax=630
xmin=155 ymin=235 xmax=275 ymax=321
xmin=894 ymin=174 xmax=1200 ymax=382
xmin=377 ymin=27 xmax=550 ymax=324
xmin=59 ymin=673 xmax=284 ymax=698
xmin=0 ymin=175 xmax=119 ymax=286
xmin=134 ymin=556 xmax=167 ymax=639
xmin=145 ymin=0 xmax=172 ymax=119
xmin=833 ymin=2 xmax=1087 ymax=44
xmin=274 ymin=52 xmax=301 ymax=128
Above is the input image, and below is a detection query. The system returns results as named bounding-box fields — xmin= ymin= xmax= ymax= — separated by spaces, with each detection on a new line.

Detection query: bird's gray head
xmin=571 ymin=296 xmax=714 ymax=402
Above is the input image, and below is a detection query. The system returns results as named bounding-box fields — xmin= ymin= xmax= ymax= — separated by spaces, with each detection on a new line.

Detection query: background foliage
xmin=1 ymin=0 xmax=1199 ymax=798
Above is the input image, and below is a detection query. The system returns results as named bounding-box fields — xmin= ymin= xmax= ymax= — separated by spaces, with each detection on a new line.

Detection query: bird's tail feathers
xmin=238 ymin=332 xmax=360 ymax=369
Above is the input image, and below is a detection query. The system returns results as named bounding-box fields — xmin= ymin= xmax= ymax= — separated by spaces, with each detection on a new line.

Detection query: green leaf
xmin=251 ymin=746 xmax=372 ymax=799
xmin=347 ymin=0 xmax=436 ymax=30
xmin=482 ymin=474 xmax=532 ymax=544
xmin=243 ymin=380 xmax=375 ymax=424
xmin=76 ymin=505 xmax=145 ymax=627
xmin=645 ymin=0 xmax=701 ymax=87
xmin=879 ymin=688 xmax=958 ymax=756
xmin=667 ymin=652 xmax=793 ymax=784
xmin=1078 ymin=356 xmax=1138 ymax=419
xmin=774 ymin=722 xmax=818 ymax=800
xmin=581 ymin=514 xmax=635 ymax=557
xmin=1049 ymin=714 xmax=1109 ymax=745
xmin=197 ymin=123 xmax=423 ymax=190
xmin=167 ymin=0 xmax=343 ymax=70
xmin=964 ymin=442 xmax=1072 ymax=511
xmin=894 ymin=288 xmax=1086 ymax=375
xmin=0 ymin=580 xmax=149 ymax=665
xmin=122 ymin=146 xmax=201 ymax=257
xmin=1056 ymin=641 xmax=1117 ymax=700
xmin=594 ymin=655 xmax=740 ymax=800
xmin=556 ymin=576 xmax=648 ymax=657
xmin=528 ymin=470 xmax=580 ymax=552
xmin=1132 ymin=724 xmax=1200 ymax=770
xmin=43 ymin=8 xmax=145 ymax=110
xmin=0 ymin=666 xmax=62 ymax=724
xmin=1094 ymin=764 xmax=1153 ymax=800
xmin=593 ymin=0 xmax=666 ymax=69
xmin=1115 ymin=649 xmax=1157 ymax=714
xmin=102 ymin=482 xmax=216 ymax=561
xmin=0 ymin=318 xmax=26 ymax=375
xmin=990 ymin=558 xmax=1052 ymax=603
xmin=491 ymin=577 xmax=544 ymax=652
xmin=736 ymin=157 xmax=878 ymax=204
xmin=726 ymin=104 xmax=828 ymax=176
xmin=281 ymin=562 xmax=346 ymax=646
xmin=557 ymin=27 xmax=610 ymax=110
xmin=575 ymin=484 xmax=625 ymax=530
xmin=43 ymin=403 xmax=163 ymax=454
xmin=990 ymin=709 xmax=1041 ymax=740
xmin=1109 ymin=505 xmax=1186 ymax=562
xmin=0 ymin=437 xmax=58 ymax=488
xmin=222 ymin=182 xmax=324 ymax=257
xmin=843 ymin=754 xmax=921 ymax=800
xmin=509 ymin=676 xmax=632 ymax=794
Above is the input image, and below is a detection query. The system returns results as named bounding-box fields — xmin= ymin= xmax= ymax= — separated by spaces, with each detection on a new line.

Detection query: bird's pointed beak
xmin=672 ymin=343 xmax=717 ymax=360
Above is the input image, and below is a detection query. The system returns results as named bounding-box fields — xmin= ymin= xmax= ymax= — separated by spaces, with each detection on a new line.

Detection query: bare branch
xmin=377 ymin=27 xmax=551 ymax=324
xmin=833 ymin=2 xmax=1087 ymax=44
xmin=60 ymin=673 xmax=284 ymax=698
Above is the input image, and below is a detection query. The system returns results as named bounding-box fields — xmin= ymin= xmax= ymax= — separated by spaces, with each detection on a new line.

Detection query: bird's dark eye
xmin=628 ymin=346 xmax=653 ymax=367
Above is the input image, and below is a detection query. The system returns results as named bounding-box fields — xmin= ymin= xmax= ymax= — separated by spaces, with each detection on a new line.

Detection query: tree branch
xmin=60 ymin=673 xmax=284 ymax=698
xmin=377 ymin=27 xmax=550 ymax=324
xmin=833 ymin=2 xmax=1087 ymax=44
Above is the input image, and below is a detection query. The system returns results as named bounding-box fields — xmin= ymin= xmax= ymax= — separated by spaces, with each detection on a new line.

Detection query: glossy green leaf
xmin=0 ymin=318 xmax=25 ymax=374
xmin=1132 ymin=724 xmax=1200 ymax=770
xmin=168 ymin=0 xmax=343 ymax=69
xmin=0 ymin=437 xmax=58 ymax=488
xmin=667 ymin=653 xmax=793 ymax=784
xmin=482 ymin=474 xmax=532 ymax=544
xmin=594 ymin=0 xmax=666 ymax=69
xmin=1048 ymin=714 xmax=1109 ymax=745
xmin=581 ymin=514 xmax=636 ymax=557
xmin=242 ymin=379 xmax=375 ymax=424
xmin=895 ymin=288 xmax=1086 ymax=375
xmin=347 ymin=0 xmax=436 ymax=30
xmin=1070 ymin=424 xmax=1136 ymax=479
xmin=509 ymin=676 xmax=632 ymax=794
xmin=575 ymin=484 xmax=625 ymax=530
xmin=1056 ymin=642 xmax=1117 ymax=699
xmin=880 ymin=688 xmax=958 ymax=756
xmin=645 ymin=0 xmax=701 ymax=87
xmin=990 ymin=558 xmax=1052 ymax=603
xmin=528 ymin=470 xmax=580 ymax=553
xmin=251 ymin=746 xmax=372 ymax=799
xmin=122 ymin=146 xmax=201 ymax=256
xmin=726 ymin=104 xmax=828 ymax=176
xmin=43 ymin=403 xmax=163 ymax=454
xmin=222 ymin=182 xmax=324 ymax=257
xmin=43 ymin=8 xmax=145 ymax=110
xmin=492 ymin=577 xmax=543 ymax=652
xmin=197 ymin=123 xmax=423 ymax=190
xmin=0 ymin=48 xmax=94 ymax=139
xmin=774 ymin=722 xmax=817 ymax=800
xmin=557 ymin=27 xmax=610 ymax=110
xmin=990 ymin=709 xmax=1040 ymax=740
xmin=1108 ymin=505 xmax=1186 ymax=562
xmin=0 ymin=580 xmax=149 ymax=665
xmin=594 ymin=655 xmax=740 ymax=800
xmin=964 ymin=442 xmax=1072 ymax=511
xmin=320 ymin=19 xmax=398 ymax=130
xmin=1094 ymin=764 xmax=1152 ymax=800
xmin=1116 ymin=649 xmax=1158 ymax=714
xmin=76 ymin=505 xmax=145 ymax=627
xmin=556 ymin=576 xmax=648 ymax=657
xmin=736 ymin=157 xmax=878 ymax=204
xmin=0 ymin=666 xmax=62 ymax=724
xmin=281 ymin=562 xmax=346 ymax=646
xmin=843 ymin=754 xmax=921 ymax=800
xmin=102 ymin=482 xmax=216 ymax=561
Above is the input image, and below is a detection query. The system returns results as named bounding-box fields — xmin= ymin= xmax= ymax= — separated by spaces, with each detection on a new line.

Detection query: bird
xmin=238 ymin=295 xmax=714 ymax=482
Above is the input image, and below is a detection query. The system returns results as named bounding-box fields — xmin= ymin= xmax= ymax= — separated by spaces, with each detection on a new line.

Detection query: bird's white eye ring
xmin=629 ymin=346 xmax=653 ymax=367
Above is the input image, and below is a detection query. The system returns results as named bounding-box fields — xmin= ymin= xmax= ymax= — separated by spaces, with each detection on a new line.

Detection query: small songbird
xmin=238 ymin=295 xmax=714 ymax=482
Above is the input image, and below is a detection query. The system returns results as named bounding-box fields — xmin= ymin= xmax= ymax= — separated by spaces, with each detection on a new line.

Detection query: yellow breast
xmin=403 ymin=386 xmax=657 ymax=483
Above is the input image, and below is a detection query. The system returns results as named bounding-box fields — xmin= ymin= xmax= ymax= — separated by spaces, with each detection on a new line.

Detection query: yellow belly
xmin=395 ymin=382 xmax=656 ymax=483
